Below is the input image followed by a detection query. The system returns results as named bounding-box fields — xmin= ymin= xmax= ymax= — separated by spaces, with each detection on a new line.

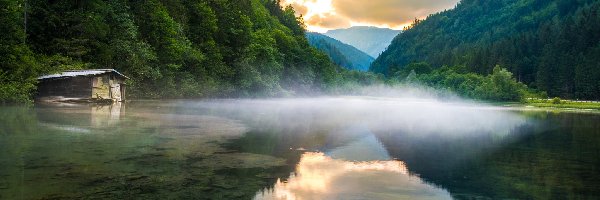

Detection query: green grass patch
xmin=525 ymin=99 xmax=600 ymax=110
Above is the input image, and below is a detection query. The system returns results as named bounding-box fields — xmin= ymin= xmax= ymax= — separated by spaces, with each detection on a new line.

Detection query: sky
xmin=281 ymin=0 xmax=460 ymax=32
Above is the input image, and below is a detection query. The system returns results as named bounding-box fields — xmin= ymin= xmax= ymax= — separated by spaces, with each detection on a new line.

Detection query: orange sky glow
xmin=281 ymin=0 xmax=460 ymax=32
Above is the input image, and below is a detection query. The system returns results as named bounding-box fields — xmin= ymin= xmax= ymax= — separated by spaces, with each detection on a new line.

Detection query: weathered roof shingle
xmin=38 ymin=69 xmax=129 ymax=80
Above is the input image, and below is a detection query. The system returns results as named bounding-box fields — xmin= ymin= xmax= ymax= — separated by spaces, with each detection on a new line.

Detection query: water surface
xmin=0 ymin=97 xmax=599 ymax=199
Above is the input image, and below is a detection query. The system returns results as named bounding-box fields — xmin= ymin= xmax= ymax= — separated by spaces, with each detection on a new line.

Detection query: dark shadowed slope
xmin=306 ymin=32 xmax=374 ymax=71
xmin=371 ymin=0 xmax=600 ymax=100
xmin=324 ymin=26 xmax=401 ymax=58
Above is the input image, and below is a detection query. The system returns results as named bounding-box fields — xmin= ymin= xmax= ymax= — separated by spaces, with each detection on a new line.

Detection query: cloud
xmin=283 ymin=0 xmax=460 ymax=32
xmin=332 ymin=0 xmax=458 ymax=25
xmin=305 ymin=13 xmax=351 ymax=30
xmin=288 ymin=2 xmax=309 ymax=15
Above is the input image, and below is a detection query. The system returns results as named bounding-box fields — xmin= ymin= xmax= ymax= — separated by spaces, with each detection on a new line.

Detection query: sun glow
xmin=281 ymin=0 xmax=458 ymax=32
xmin=282 ymin=0 xmax=336 ymax=32
xmin=283 ymin=0 xmax=334 ymax=18
xmin=282 ymin=0 xmax=408 ymax=32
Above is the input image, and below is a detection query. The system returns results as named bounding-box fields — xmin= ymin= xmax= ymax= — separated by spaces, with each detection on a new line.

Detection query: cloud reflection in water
xmin=255 ymin=152 xmax=451 ymax=200
xmin=255 ymin=124 xmax=452 ymax=200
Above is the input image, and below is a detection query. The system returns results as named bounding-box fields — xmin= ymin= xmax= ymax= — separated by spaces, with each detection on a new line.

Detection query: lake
xmin=0 ymin=97 xmax=599 ymax=199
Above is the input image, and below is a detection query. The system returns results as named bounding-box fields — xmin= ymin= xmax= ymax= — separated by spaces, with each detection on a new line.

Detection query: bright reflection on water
xmin=256 ymin=127 xmax=452 ymax=200
xmin=1 ymin=97 xmax=599 ymax=199
xmin=256 ymin=152 xmax=452 ymax=200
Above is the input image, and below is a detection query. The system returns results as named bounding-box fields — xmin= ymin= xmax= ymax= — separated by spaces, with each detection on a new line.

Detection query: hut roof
xmin=38 ymin=69 xmax=129 ymax=80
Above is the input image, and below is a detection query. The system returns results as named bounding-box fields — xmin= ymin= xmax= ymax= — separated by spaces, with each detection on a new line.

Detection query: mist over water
xmin=176 ymin=96 xmax=530 ymax=199
xmin=1 ymin=93 xmax=599 ymax=199
xmin=183 ymin=96 xmax=527 ymax=137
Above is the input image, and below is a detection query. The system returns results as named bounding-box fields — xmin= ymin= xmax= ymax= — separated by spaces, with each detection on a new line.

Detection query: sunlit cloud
xmin=282 ymin=0 xmax=460 ymax=32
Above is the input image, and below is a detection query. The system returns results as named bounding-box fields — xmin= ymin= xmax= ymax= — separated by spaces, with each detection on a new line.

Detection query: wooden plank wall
xmin=92 ymin=75 xmax=111 ymax=99
xmin=36 ymin=77 xmax=93 ymax=98
xmin=92 ymin=74 xmax=126 ymax=101
xmin=37 ymin=73 xmax=126 ymax=101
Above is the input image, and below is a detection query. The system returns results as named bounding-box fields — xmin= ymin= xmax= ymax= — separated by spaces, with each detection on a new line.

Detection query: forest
xmin=0 ymin=0 xmax=370 ymax=103
xmin=2 ymin=0 xmax=597 ymax=103
xmin=372 ymin=0 xmax=600 ymax=100
xmin=391 ymin=62 xmax=531 ymax=101
xmin=306 ymin=32 xmax=374 ymax=71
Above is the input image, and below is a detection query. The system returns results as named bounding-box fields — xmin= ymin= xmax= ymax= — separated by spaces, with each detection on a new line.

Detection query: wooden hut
xmin=36 ymin=69 xmax=129 ymax=103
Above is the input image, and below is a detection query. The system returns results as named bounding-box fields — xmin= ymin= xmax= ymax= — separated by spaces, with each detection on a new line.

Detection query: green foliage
xmin=1 ymin=0 xmax=347 ymax=102
xmin=0 ymin=73 xmax=36 ymax=104
xmin=328 ymin=70 xmax=384 ymax=94
xmin=0 ymin=0 xmax=39 ymax=103
xmin=552 ymin=97 xmax=562 ymax=104
xmin=476 ymin=66 xmax=529 ymax=101
xmin=526 ymin=98 xmax=600 ymax=110
xmin=396 ymin=64 xmax=529 ymax=101
xmin=372 ymin=0 xmax=600 ymax=100
xmin=392 ymin=62 xmax=432 ymax=79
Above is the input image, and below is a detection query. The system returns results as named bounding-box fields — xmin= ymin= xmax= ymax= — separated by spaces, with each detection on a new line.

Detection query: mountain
xmin=306 ymin=32 xmax=374 ymax=71
xmin=372 ymin=0 xmax=600 ymax=99
xmin=324 ymin=26 xmax=401 ymax=58
xmin=0 ymin=0 xmax=344 ymax=102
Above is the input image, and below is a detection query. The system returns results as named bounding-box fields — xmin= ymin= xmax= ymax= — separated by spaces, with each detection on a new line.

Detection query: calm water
xmin=0 ymin=97 xmax=599 ymax=199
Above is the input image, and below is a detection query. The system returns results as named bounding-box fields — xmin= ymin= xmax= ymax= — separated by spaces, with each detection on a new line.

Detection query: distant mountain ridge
xmin=306 ymin=32 xmax=374 ymax=71
xmin=324 ymin=26 xmax=401 ymax=58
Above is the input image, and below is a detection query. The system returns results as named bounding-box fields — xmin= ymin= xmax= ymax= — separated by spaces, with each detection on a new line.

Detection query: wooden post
xmin=121 ymin=84 xmax=126 ymax=101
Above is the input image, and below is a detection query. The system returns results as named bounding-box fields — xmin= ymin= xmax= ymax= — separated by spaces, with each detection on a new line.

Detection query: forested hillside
xmin=324 ymin=26 xmax=401 ymax=58
xmin=372 ymin=0 xmax=600 ymax=99
xmin=306 ymin=32 xmax=374 ymax=71
xmin=0 ymin=0 xmax=344 ymax=102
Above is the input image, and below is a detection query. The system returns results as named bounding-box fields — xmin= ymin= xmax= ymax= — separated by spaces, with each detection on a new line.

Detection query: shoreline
xmin=501 ymin=100 xmax=600 ymax=113
xmin=524 ymin=98 xmax=600 ymax=110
